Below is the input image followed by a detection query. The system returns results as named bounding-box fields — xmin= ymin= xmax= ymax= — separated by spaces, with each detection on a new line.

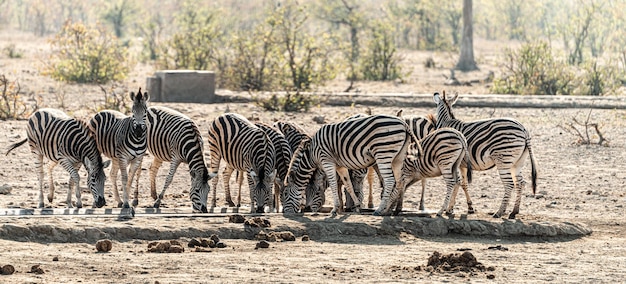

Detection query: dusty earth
xmin=1 ymin=30 xmax=626 ymax=283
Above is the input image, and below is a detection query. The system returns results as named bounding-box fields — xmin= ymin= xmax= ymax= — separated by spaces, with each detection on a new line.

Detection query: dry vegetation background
xmin=1 ymin=0 xmax=626 ymax=283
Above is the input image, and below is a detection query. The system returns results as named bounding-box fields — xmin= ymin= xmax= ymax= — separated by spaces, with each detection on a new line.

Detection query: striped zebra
xmin=88 ymin=88 xmax=148 ymax=209
xmin=433 ymin=91 xmax=538 ymax=219
xmin=394 ymin=127 xmax=473 ymax=216
xmin=275 ymin=120 xmax=367 ymax=213
xmin=226 ymin=122 xmax=292 ymax=212
xmin=145 ymin=106 xmax=214 ymax=213
xmin=283 ymin=114 xmax=419 ymax=216
xmin=6 ymin=109 xmax=110 ymax=208
xmin=207 ymin=113 xmax=276 ymax=213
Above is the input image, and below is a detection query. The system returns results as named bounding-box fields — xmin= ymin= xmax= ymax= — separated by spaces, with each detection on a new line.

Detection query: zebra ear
xmin=102 ymin=160 xmax=111 ymax=169
xmin=208 ymin=172 xmax=217 ymax=180
xmin=433 ymin=92 xmax=441 ymax=104
xmin=83 ymin=157 xmax=93 ymax=170
xmin=249 ymin=170 xmax=257 ymax=178
xmin=449 ymin=92 xmax=459 ymax=105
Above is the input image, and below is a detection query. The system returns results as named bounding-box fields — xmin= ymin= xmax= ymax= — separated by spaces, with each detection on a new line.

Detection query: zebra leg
xmin=149 ymin=159 xmax=163 ymax=200
xmin=35 ymin=154 xmax=45 ymax=208
xmin=222 ymin=166 xmax=236 ymax=207
xmin=153 ymin=158 xmax=182 ymax=208
xmin=246 ymin=173 xmax=256 ymax=213
xmin=209 ymin=158 xmax=221 ymax=208
xmin=47 ymin=161 xmax=57 ymax=204
xmin=60 ymin=160 xmax=81 ymax=208
xmin=460 ymin=166 xmax=474 ymax=214
xmin=509 ymin=172 xmax=526 ymax=219
xmin=118 ymin=158 xmax=131 ymax=209
xmin=418 ymin=179 xmax=426 ymax=211
xmin=109 ymin=160 xmax=122 ymax=207
xmin=236 ymin=170 xmax=244 ymax=207
xmin=374 ymin=170 xmax=396 ymax=216
xmin=494 ymin=168 xmax=516 ymax=218
xmin=367 ymin=167 xmax=375 ymax=208
xmin=321 ymin=163 xmax=342 ymax=217
xmin=129 ymin=157 xmax=143 ymax=207
xmin=336 ymin=167 xmax=361 ymax=213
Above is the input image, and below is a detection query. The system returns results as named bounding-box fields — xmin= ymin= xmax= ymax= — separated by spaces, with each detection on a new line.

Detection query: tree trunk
xmin=455 ymin=0 xmax=478 ymax=71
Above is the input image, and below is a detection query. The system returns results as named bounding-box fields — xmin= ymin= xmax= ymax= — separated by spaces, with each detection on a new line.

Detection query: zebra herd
xmin=5 ymin=89 xmax=537 ymax=219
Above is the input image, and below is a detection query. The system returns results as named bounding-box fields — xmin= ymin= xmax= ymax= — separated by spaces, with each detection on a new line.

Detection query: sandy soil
xmin=1 ymin=30 xmax=626 ymax=283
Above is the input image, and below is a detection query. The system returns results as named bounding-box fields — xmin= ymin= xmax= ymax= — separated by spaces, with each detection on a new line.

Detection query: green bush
xmin=578 ymin=59 xmax=621 ymax=96
xmin=360 ymin=19 xmax=404 ymax=81
xmin=254 ymin=92 xmax=316 ymax=113
xmin=490 ymin=41 xmax=573 ymax=95
xmin=44 ymin=21 xmax=130 ymax=84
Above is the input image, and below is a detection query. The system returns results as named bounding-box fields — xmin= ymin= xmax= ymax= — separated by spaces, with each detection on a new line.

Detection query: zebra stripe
xmin=207 ymin=113 xmax=276 ymax=213
xmin=397 ymin=127 xmax=473 ymax=216
xmin=284 ymin=114 xmax=417 ymax=216
xmin=89 ymin=88 xmax=148 ymax=209
xmin=145 ymin=106 xmax=213 ymax=213
xmin=433 ymin=91 xmax=538 ymax=219
xmin=6 ymin=109 xmax=109 ymax=209
xmin=226 ymin=122 xmax=292 ymax=212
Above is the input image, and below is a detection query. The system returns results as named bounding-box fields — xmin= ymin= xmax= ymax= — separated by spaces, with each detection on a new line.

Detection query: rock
xmin=255 ymin=240 xmax=270 ymax=249
xmin=210 ymin=234 xmax=220 ymax=244
xmin=188 ymin=239 xmax=202 ymax=248
xmin=312 ymin=116 xmax=325 ymax=124
xmin=1 ymin=264 xmax=15 ymax=275
xmin=52 ymin=256 xmax=59 ymax=261
xmin=95 ymin=239 xmax=112 ymax=252
xmin=29 ymin=264 xmax=45 ymax=274
xmin=168 ymin=245 xmax=184 ymax=253
xmin=278 ymin=231 xmax=296 ymax=241
xmin=228 ymin=214 xmax=246 ymax=223
xmin=0 ymin=184 xmax=11 ymax=195
xmin=195 ymin=247 xmax=212 ymax=253
xmin=301 ymin=235 xmax=310 ymax=241
xmin=215 ymin=242 xmax=227 ymax=248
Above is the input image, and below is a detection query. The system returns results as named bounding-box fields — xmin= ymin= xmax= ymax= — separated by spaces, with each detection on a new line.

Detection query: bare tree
xmin=455 ymin=0 xmax=478 ymax=71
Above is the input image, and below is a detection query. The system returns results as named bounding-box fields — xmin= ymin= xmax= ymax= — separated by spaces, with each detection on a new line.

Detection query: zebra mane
xmin=425 ymin=113 xmax=437 ymax=125
xmin=285 ymin=137 xmax=310 ymax=185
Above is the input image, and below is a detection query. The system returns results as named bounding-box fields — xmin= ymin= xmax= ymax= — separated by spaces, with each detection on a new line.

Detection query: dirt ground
xmin=1 ymin=30 xmax=626 ymax=283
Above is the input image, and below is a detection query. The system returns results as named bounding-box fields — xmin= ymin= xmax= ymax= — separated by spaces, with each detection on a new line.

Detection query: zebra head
xmin=433 ymin=90 xmax=459 ymax=129
xmin=84 ymin=156 xmax=111 ymax=208
xmin=130 ymin=88 xmax=149 ymax=138
xmin=189 ymin=168 xmax=213 ymax=213
xmin=283 ymin=138 xmax=315 ymax=213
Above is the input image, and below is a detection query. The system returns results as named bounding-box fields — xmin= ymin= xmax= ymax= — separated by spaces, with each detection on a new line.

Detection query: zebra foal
xmin=89 ymin=88 xmax=148 ymax=208
xmin=145 ymin=106 xmax=214 ymax=213
xmin=207 ymin=113 xmax=276 ymax=213
xmin=6 ymin=109 xmax=110 ymax=208
xmin=433 ymin=91 xmax=537 ymax=219
xmin=283 ymin=115 xmax=418 ymax=216
xmin=394 ymin=127 xmax=473 ymax=216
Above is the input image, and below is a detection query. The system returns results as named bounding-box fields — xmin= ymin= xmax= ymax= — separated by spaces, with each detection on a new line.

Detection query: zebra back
xmin=255 ymin=122 xmax=292 ymax=187
xmin=274 ymin=121 xmax=310 ymax=152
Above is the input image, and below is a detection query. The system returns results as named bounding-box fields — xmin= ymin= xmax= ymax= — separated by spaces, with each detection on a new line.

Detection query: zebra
xmin=6 ymin=108 xmax=110 ymax=208
xmin=207 ymin=113 xmax=276 ymax=213
xmin=283 ymin=114 xmax=419 ymax=216
xmin=88 ymin=88 xmax=148 ymax=209
xmin=145 ymin=106 xmax=214 ymax=213
xmin=226 ymin=122 xmax=292 ymax=212
xmin=393 ymin=127 xmax=473 ymax=216
xmin=433 ymin=91 xmax=538 ymax=219
xmin=275 ymin=120 xmax=367 ymax=213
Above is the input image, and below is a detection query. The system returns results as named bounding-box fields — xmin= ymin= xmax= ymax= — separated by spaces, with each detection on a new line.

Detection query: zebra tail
xmin=406 ymin=129 xmax=423 ymax=157
xmin=465 ymin=150 xmax=473 ymax=184
xmin=6 ymin=138 xmax=27 ymax=155
xmin=527 ymin=139 xmax=537 ymax=195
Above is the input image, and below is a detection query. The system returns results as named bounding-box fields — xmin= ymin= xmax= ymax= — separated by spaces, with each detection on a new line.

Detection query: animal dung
xmin=1 ymin=264 xmax=15 ymax=275
xmin=95 ymin=239 xmax=113 ymax=252
xmin=255 ymin=240 xmax=270 ymax=249
xmin=148 ymin=240 xmax=185 ymax=253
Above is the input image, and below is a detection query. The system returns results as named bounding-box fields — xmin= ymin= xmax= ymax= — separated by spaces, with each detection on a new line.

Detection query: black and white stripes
xmin=88 ymin=88 xmax=148 ymax=208
xmin=207 ymin=113 xmax=276 ymax=213
xmin=6 ymin=109 xmax=110 ymax=208
xmin=145 ymin=106 xmax=214 ymax=213
xmin=433 ymin=91 xmax=537 ymax=219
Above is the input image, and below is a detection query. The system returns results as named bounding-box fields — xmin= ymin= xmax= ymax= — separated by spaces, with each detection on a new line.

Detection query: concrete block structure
xmin=146 ymin=70 xmax=216 ymax=103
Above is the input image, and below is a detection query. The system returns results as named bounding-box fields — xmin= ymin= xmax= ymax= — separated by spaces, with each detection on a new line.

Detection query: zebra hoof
xmin=368 ymin=203 xmax=374 ymax=209
xmin=122 ymin=203 xmax=131 ymax=209
xmin=227 ymin=200 xmax=236 ymax=207
xmin=132 ymin=199 xmax=139 ymax=207
xmin=508 ymin=212 xmax=518 ymax=219
xmin=467 ymin=208 xmax=475 ymax=214
xmin=153 ymin=200 xmax=162 ymax=209
xmin=116 ymin=202 xmax=124 ymax=208
xmin=372 ymin=210 xmax=382 ymax=216
xmin=492 ymin=213 xmax=502 ymax=218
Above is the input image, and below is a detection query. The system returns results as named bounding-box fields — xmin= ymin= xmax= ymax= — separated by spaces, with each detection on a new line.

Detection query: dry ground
xmin=1 ymin=30 xmax=626 ymax=283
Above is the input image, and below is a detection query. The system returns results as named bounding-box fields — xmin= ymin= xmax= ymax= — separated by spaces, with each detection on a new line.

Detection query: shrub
xmin=360 ymin=19 xmax=404 ymax=81
xmin=490 ymin=41 xmax=573 ymax=95
xmin=3 ymin=44 xmax=23 ymax=59
xmin=578 ymin=59 xmax=621 ymax=96
xmin=44 ymin=21 xmax=130 ymax=84
xmin=254 ymin=92 xmax=316 ymax=113
xmin=93 ymin=84 xmax=130 ymax=113
xmin=0 ymin=75 xmax=38 ymax=120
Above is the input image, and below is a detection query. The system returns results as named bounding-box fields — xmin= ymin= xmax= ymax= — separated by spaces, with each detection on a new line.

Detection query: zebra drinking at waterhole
xmin=6 ymin=109 xmax=110 ymax=208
